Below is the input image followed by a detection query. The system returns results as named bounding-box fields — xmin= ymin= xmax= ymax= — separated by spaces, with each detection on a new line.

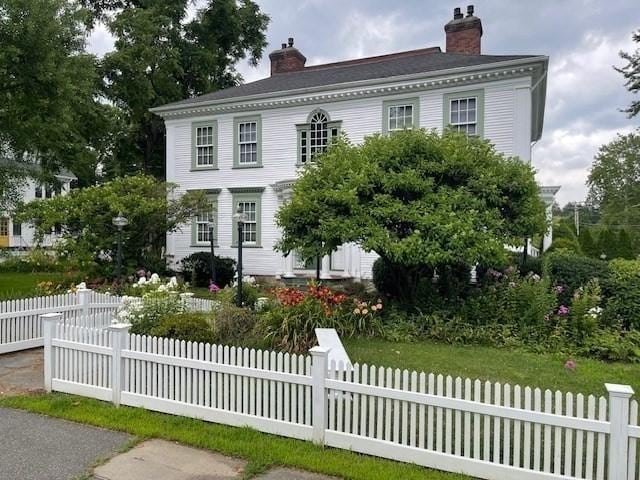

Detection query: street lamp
xmin=208 ymin=218 xmax=216 ymax=286
xmin=233 ymin=206 xmax=248 ymax=307
xmin=111 ymin=212 xmax=129 ymax=282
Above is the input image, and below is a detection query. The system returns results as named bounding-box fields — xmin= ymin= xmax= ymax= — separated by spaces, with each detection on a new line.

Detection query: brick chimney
xmin=269 ymin=37 xmax=306 ymax=75
xmin=444 ymin=5 xmax=483 ymax=55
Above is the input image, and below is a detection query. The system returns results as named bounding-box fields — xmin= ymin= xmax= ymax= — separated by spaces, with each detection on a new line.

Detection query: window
xmin=443 ymin=89 xmax=484 ymax=137
xmin=230 ymin=187 xmax=264 ymax=247
xmin=191 ymin=189 xmax=219 ymax=246
xmin=191 ymin=121 xmax=218 ymax=169
xmin=233 ymin=116 xmax=262 ymax=168
xmin=12 ymin=221 xmax=21 ymax=237
xmin=382 ymin=98 xmax=419 ymax=134
xmin=45 ymin=186 xmax=53 ymax=198
xmin=35 ymin=185 xmax=42 ymax=198
xmin=297 ymin=110 xmax=341 ymax=165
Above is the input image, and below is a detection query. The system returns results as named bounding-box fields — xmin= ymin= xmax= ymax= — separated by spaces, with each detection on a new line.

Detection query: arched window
xmin=297 ymin=109 xmax=341 ymax=164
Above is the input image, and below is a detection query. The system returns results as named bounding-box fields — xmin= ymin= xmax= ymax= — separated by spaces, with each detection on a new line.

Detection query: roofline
xmin=151 ymin=55 xmax=549 ymax=115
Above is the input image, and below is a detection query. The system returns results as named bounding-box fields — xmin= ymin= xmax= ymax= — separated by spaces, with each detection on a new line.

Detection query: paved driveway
xmin=0 ymin=348 xmax=44 ymax=396
xmin=0 ymin=407 xmax=131 ymax=480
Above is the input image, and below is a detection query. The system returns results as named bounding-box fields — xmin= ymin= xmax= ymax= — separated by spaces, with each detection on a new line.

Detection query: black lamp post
xmin=233 ymin=206 xmax=248 ymax=307
xmin=208 ymin=219 xmax=216 ymax=286
xmin=112 ymin=212 xmax=129 ymax=282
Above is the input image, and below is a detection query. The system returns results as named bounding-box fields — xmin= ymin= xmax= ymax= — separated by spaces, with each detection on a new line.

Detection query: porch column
xmin=543 ymin=203 xmax=553 ymax=252
xmin=342 ymin=244 xmax=352 ymax=278
xmin=284 ymin=253 xmax=295 ymax=278
xmin=320 ymin=255 xmax=331 ymax=280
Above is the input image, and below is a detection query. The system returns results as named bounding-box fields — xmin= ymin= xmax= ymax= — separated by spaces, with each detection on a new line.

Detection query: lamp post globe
xmin=111 ymin=212 xmax=128 ymax=282
xmin=233 ymin=206 xmax=248 ymax=307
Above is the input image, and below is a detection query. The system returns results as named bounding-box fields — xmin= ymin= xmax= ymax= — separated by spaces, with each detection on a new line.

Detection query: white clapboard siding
xmin=43 ymin=321 xmax=638 ymax=480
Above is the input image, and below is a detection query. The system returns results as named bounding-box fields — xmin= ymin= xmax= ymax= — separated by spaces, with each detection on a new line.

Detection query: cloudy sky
xmin=89 ymin=0 xmax=639 ymax=205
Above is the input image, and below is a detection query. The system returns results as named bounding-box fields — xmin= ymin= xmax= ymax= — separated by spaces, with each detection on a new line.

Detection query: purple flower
xmin=557 ymin=305 xmax=569 ymax=316
xmin=564 ymin=359 xmax=576 ymax=371
xmin=208 ymin=282 xmax=221 ymax=293
xmin=555 ymin=285 xmax=565 ymax=294
xmin=136 ymin=269 xmax=146 ymax=278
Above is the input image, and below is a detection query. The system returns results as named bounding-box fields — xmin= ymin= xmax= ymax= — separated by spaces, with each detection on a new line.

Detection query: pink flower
xmin=209 ymin=282 xmax=221 ymax=293
xmin=555 ymin=285 xmax=565 ymax=294
xmin=564 ymin=359 xmax=576 ymax=371
xmin=557 ymin=305 xmax=569 ymax=316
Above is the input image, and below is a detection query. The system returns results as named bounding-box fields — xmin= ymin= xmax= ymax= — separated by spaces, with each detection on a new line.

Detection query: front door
xmin=0 ymin=218 xmax=9 ymax=247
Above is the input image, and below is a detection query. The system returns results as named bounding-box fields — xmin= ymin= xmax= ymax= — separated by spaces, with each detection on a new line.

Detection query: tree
xmin=617 ymin=228 xmax=635 ymax=259
xmin=16 ymin=175 xmax=208 ymax=275
xmin=276 ymin=130 xmax=546 ymax=302
xmin=616 ymin=29 xmax=640 ymax=118
xmin=598 ymin=228 xmax=618 ymax=260
xmin=0 ymin=0 xmax=117 ymax=194
xmin=95 ymin=0 xmax=269 ymax=177
xmin=579 ymin=228 xmax=599 ymax=258
xmin=587 ymin=130 xmax=640 ymax=227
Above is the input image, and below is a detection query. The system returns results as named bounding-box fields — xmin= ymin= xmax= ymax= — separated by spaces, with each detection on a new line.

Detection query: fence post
xmin=108 ymin=323 xmax=130 ymax=406
xmin=77 ymin=288 xmax=92 ymax=320
xmin=180 ymin=292 xmax=194 ymax=311
xmin=41 ymin=312 xmax=62 ymax=392
xmin=606 ymin=383 xmax=634 ymax=480
xmin=310 ymin=346 xmax=330 ymax=445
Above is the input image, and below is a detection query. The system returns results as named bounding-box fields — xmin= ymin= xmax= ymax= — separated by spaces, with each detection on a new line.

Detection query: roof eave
xmin=151 ymin=55 xmax=549 ymax=117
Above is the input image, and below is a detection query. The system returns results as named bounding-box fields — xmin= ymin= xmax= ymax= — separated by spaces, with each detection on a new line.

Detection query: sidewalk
xmin=0 ymin=348 xmax=44 ymax=396
xmin=0 ymin=407 xmax=131 ymax=480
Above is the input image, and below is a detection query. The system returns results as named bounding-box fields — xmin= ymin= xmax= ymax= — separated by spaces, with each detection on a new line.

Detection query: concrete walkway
xmin=95 ymin=439 xmax=340 ymax=480
xmin=0 ymin=407 xmax=131 ymax=480
xmin=0 ymin=348 xmax=44 ymax=396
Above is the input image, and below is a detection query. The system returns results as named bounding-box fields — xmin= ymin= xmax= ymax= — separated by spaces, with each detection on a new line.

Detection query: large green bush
xmin=179 ymin=252 xmax=236 ymax=288
xmin=150 ymin=313 xmax=216 ymax=344
xmin=213 ymin=305 xmax=259 ymax=346
xmin=602 ymin=259 xmax=640 ymax=329
xmin=543 ymin=251 xmax=609 ymax=305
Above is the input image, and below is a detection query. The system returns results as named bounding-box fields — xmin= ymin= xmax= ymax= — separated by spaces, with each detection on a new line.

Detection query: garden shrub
xmin=125 ymin=292 xmax=188 ymax=335
xmin=179 ymin=252 xmax=236 ymax=288
xmin=578 ymin=327 xmax=640 ymax=362
xmin=601 ymin=259 xmax=640 ymax=329
xmin=372 ymin=257 xmax=400 ymax=299
xmin=567 ymin=279 xmax=601 ymax=342
xmin=0 ymin=248 xmax=65 ymax=273
xmin=546 ymin=238 xmax=582 ymax=254
xmin=150 ymin=313 xmax=215 ymax=344
xmin=543 ymin=251 xmax=609 ymax=305
xmin=215 ymin=281 xmax=261 ymax=309
xmin=213 ymin=305 xmax=259 ymax=346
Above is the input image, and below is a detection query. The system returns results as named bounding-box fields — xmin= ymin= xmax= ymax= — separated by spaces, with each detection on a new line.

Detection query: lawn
xmin=0 ymin=394 xmax=466 ymax=480
xmin=0 ymin=272 xmax=68 ymax=300
xmin=344 ymin=337 xmax=640 ymax=397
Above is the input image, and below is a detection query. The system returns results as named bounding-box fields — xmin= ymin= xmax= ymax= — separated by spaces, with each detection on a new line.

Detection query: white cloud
xmin=534 ymin=124 xmax=636 ymax=205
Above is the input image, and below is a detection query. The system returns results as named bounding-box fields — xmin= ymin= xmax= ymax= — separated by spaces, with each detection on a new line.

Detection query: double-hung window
xmin=233 ymin=116 xmax=262 ymax=168
xmin=443 ymin=89 xmax=484 ymax=137
xmin=192 ymin=121 xmax=218 ymax=169
xmin=191 ymin=189 xmax=219 ymax=246
xmin=382 ymin=97 xmax=419 ymax=133
xmin=297 ymin=110 xmax=341 ymax=165
xmin=230 ymin=187 xmax=264 ymax=247
xmin=35 ymin=185 xmax=42 ymax=198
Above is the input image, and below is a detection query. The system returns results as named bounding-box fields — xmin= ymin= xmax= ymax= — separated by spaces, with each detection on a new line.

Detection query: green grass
xmin=344 ymin=337 xmax=640 ymax=396
xmin=0 ymin=272 xmax=68 ymax=300
xmin=0 ymin=394 xmax=466 ymax=480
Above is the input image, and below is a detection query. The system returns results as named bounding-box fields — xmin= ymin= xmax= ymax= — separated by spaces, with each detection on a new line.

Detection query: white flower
xmin=138 ymin=277 xmax=147 ymax=285
xmin=76 ymin=282 xmax=87 ymax=289
xmin=157 ymin=284 xmax=168 ymax=292
xmin=150 ymin=273 xmax=160 ymax=284
xmin=167 ymin=276 xmax=178 ymax=289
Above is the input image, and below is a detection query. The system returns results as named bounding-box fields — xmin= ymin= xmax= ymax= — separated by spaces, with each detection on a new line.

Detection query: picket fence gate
xmin=0 ymin=290 xmax=219 ymax=355
xmin=41 ymin=315 xmax=640 ymax=480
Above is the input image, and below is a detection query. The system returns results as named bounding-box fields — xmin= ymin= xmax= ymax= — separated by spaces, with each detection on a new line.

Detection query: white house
xmin=0 ymin=170 xmax=76 ymax=249
xmin=153 ymin=6 xmax=559 ymax=280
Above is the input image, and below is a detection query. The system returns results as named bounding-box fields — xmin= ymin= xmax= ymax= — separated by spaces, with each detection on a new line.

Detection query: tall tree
xmin=579 ymin=228 xmax=599 ymax=258
xmin=617 ymin=228 xmax=635 ymax=259
xmin=616 ymin=29 xmax=640 ymax=118
xmin=587 ymin=130 xmax=640 ymax=227
xmin=277 ymin=130 xmax=546 ymax=303
xmin=95 ymin=0 xmax=269 ymax=177
xmin=0 ymin=0 xmax=116 ymax=198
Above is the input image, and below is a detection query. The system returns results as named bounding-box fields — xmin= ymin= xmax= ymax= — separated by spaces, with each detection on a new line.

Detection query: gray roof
xmin=159 ymin=50 xmax=539 ymax=110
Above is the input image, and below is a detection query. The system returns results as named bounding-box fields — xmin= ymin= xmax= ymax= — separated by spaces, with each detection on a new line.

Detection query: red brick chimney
xmin=444 ymin=5 xmax=483 ymax=55
xmin=269 ymin=37 xmax=306 ymax=75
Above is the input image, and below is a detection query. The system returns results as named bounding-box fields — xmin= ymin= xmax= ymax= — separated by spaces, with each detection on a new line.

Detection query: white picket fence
xmin=41 ymin=316 xmax=639 ymax=480
xmin=0 ymin=290 xmax=219 ymax=355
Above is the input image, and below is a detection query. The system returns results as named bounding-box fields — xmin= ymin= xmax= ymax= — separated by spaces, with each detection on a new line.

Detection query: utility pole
xmin=574 ymin=203 xmax=580 ymax=237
